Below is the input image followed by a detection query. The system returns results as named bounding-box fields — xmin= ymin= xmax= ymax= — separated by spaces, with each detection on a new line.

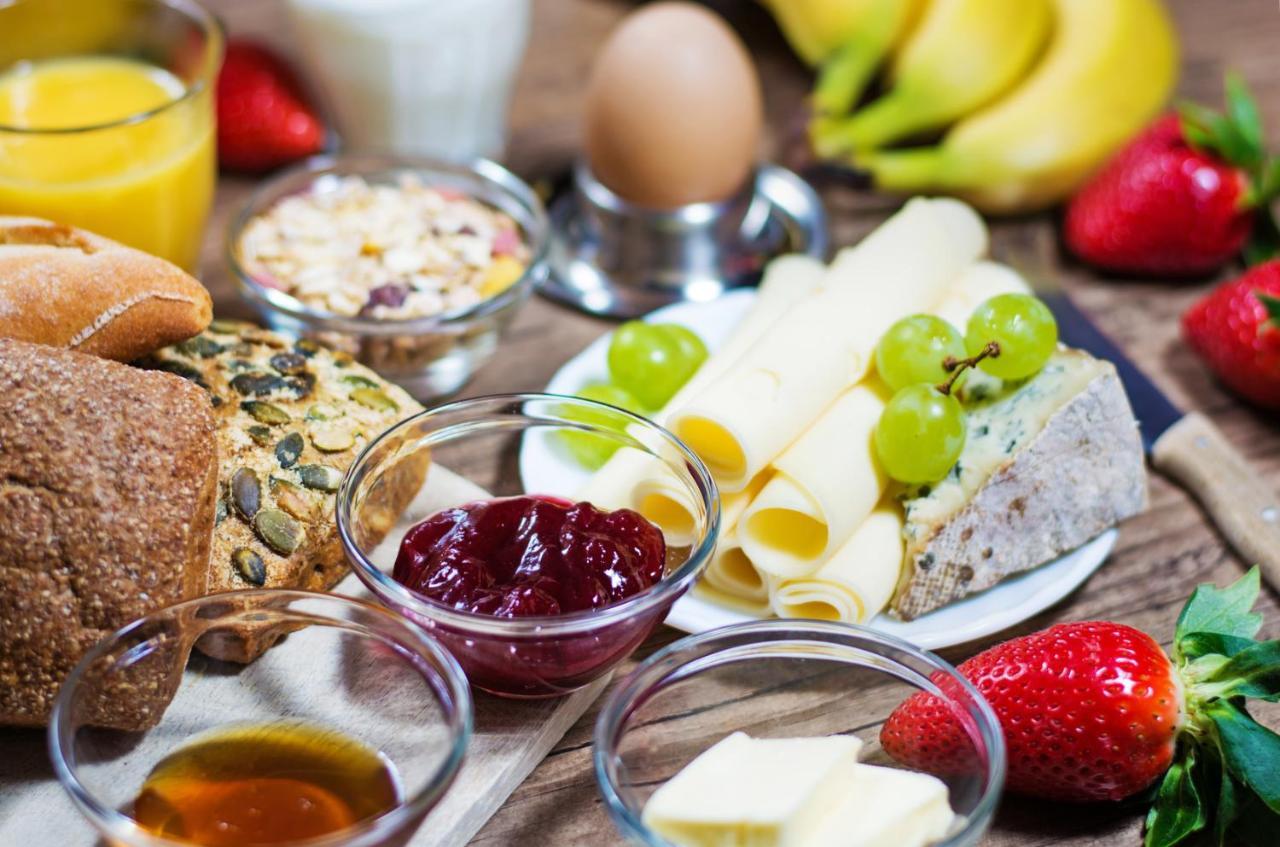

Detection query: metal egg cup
xmin=542 ymin=161 xmax=828 ymax=318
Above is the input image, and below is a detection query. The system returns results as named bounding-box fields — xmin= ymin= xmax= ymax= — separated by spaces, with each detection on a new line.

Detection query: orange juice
xmin=0 ymin=56 xmax=215 ymax=269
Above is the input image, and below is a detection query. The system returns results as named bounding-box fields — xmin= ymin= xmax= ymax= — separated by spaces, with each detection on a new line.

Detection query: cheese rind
xmin=893 ymin=349 xmax=1148 ymax=619
xmin=642 ymin=733 xmax=863 ymax=847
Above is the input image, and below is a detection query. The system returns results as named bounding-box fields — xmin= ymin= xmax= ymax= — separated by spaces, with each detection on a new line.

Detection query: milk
xmin=285 ymin=0 xmax=531 ymax=162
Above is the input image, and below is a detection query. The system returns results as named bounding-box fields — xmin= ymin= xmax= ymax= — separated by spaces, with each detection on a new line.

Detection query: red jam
xmin=392 ymin=496 xmax=667 ymax=617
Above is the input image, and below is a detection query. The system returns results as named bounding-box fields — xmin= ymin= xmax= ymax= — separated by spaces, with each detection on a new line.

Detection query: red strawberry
xmin=1183 ymin=261 xmax=1280 ymax=410
xmin=882 ymin=569 xmax=1280 ymax=846
xmin=216 ymin=41 xmax=325 ymax=173
xmin=884 ymin=622 xmax=1181 ymax=802
xmin=1064 ymin=74 xmax=1279 ymax=277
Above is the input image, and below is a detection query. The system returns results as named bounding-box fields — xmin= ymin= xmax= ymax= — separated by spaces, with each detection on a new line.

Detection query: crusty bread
xmin=141 ymin=322 xmax=426 ymax=662
xmin=0 ymin=338 xmax=219 ymax=728
xmin=0 ymin=216 xmax=212 ymax=362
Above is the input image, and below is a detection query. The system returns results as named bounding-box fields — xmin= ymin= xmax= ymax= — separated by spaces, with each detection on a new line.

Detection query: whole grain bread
xmin=141 ymin=322 xmax=426 ymax=661
xmin=0 ymin=339 xmax=218 ymax=728
xmin=0 ymin=216 xmax=212 ymax=361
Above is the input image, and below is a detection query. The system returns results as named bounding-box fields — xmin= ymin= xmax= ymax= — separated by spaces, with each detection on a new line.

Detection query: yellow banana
xmin=816 ymin=0 xmax=1053 ymax=155
xmin=759 ymin=0 xmax=915 ymax=68
xmin=860 ymin=0 xmax=1178 ymax=214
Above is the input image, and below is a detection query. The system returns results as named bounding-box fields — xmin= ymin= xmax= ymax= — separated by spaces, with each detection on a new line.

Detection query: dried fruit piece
xmin=298 ymin=464 xmax=342 ymax=492
xmin=230 ymin=468 xmax=261 ymax=520
xmin=254 ymin=508 xmax=305 ymax=555
xmin=241 ymin=400 xmax=291 ymax=425
xmin=351 ymin=387 xmax=398 ymax=413
xmin=275 ymin=432 xmax=305 ymax=468
xmin=232 ymin=547 xmax=267 ymax=586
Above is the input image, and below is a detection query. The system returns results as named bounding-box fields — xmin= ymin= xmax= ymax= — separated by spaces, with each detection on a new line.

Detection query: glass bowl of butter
xmin=593 ymin=620 xmax=1005 ymax=847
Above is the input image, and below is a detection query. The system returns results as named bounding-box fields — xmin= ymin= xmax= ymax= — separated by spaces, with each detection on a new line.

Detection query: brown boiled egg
xmin=584 ymin=2 xmax=763 ymax=209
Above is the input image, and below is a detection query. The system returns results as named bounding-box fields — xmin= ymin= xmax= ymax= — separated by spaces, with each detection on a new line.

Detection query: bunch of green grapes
xmin=873 ymin=294 xmax=1057 ymax=484
xmin=557 ymin=321 xmax=708 ymax=469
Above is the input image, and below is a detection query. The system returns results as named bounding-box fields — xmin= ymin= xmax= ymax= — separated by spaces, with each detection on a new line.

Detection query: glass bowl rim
xmin=337 ymin=392 xmax=723 ymax=637
xmin=225 ymin=152 xmax=550 ymax=337
xmin=592 ymin=618 xmax=1007 ymax=847
xmin=0 ymin=0 xmax=225 ymax=136
xmin=47 ymin=588 xmax=474 ymax=847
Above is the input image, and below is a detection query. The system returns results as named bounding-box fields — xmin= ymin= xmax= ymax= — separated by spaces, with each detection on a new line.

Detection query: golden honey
xmin=131 ymin=721 xmax=400 ymax=846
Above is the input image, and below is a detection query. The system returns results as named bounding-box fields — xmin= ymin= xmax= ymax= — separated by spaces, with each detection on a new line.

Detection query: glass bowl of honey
xmin=49 ymin=590 xmax=472 ymax=847
xmin=594 ymin=620 xmax=1006 ymax=847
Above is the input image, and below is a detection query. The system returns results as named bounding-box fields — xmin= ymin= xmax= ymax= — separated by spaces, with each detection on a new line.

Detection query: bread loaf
xmin=0 ymin=216 xmax=212 ymax=361
xmin=0 ymin=339 xmax=219 ymax=728
xmin=141 ymin=322 xmax=426 ymax=661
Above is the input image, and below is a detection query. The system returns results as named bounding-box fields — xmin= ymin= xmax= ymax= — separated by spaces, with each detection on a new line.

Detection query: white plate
xmin=520 ymin=291 xmax=1116 ymax=650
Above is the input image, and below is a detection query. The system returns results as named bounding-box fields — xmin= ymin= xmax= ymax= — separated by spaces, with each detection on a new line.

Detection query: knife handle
xmin=1151 ymin=411 xmax=1280 ymax=592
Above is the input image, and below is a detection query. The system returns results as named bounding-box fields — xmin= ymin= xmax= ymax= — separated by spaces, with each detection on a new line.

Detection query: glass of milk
xmin=284 ymin=0 xmax=531 ymax=162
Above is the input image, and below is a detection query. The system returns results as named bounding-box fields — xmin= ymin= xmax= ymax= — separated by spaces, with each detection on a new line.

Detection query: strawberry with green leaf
xmin=1182 ymin=259 xmax=1280 ymax=410
xmin=881 ymin=568 xmax=1280 ymax=846
xmin=1064 ymin=74 xmax=1280 ymax=276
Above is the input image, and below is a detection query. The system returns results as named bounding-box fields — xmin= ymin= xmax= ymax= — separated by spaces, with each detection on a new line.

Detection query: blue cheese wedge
xmin=892 ymin=348 xmax=1147 ymax=620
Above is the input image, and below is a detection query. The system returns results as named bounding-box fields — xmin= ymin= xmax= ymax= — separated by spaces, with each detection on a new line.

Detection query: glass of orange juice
xmin=0 ymin=0 xmax=222 ymax=270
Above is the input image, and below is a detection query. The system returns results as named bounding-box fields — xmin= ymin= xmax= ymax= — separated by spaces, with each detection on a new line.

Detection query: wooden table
xmin=206 ymin=2 xmax=1280 ymax=844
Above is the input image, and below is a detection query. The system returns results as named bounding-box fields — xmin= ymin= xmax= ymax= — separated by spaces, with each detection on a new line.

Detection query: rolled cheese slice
xmin=668 ymin=198 xmax=987 ymax=493
xmin=932 ymin=259 xmax=1032 ymax=329
xmin=739 ymin=379 xmax=890 ymax=579
xmin=576 ymin=254 xmax=826 ymax=536
xmin=701 ymin=472 xmax=771 ymax=601
xmin=770 ymin=505 xmax=904 ymax=624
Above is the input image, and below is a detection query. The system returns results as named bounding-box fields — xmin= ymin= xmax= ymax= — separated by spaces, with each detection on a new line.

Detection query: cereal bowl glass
xmin=227 ymin=154 xmax=549 ymax=401
xmin=50 ymin=590 xmax=472 ymax=847
xmin=595 ymin=620 xmax=1006 ymax=847
xmin=337 ymin=393 xmax=721 ymax=698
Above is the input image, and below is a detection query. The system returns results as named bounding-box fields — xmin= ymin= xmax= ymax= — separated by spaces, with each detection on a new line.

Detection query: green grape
xmin=556 ymin=383 xmax=645 ymax=469
xmin=607 ymin=321 xmax=709 ymax=409
xmin=874 ymin=384 xmax=967 ymax=484
xmin=965 ymin=293 xmax=1058 ymax=381
xmin=874 ymin=314 xmax=967 ymax=391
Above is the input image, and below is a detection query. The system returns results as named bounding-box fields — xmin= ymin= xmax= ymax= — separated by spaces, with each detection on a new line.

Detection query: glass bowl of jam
xmin=336 ymin=393 xmax=721 ymax=698
xmin=50 ymin=591 xmax=471 ymax=847
xmin=594 ymin=620 xmax=1006 ymax=847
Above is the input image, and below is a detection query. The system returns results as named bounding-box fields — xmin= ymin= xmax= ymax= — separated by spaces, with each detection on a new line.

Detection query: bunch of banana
xmin=763 ymin=0 xmax=1180 ymax=214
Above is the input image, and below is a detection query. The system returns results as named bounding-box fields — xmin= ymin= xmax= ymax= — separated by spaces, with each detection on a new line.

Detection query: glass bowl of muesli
xmin=228 ymin=154 xmax=549 ymax=400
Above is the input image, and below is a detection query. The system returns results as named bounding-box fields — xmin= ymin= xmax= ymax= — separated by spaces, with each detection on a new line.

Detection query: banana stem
xmin=859 ymin=148 xmax=946 ymax=191
xmin=833 ymin=90 xmax=941 ymax=153
xmin=812 ymin=38 xmax=884 ymax=118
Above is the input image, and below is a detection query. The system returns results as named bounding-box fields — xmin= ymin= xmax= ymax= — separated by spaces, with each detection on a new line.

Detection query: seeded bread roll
xmin=0 ymin=338 xmax=218 ymax=729
xmin=140 ymin=322 xmax=426 ymax=662
xmin=0 ymin=216 xmax=212 ymax=361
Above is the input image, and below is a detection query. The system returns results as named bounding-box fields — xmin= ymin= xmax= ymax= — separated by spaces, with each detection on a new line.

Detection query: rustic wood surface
xmin=205 ymin=1 xmax=1280 ymax=845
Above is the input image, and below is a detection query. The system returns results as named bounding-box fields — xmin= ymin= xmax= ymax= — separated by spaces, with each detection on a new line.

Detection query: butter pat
xmin=642 ymin=732 xmax=863 ymax=847
xmin=811 ymin=764 xmax=955 ymax=847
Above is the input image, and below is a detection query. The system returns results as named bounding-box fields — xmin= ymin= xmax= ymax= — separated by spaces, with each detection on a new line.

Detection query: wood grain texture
xmin=161 ymin=1 xmax=1280 ymax=844
xmin=1153 ymin=411 xmax=1280 ymax=593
